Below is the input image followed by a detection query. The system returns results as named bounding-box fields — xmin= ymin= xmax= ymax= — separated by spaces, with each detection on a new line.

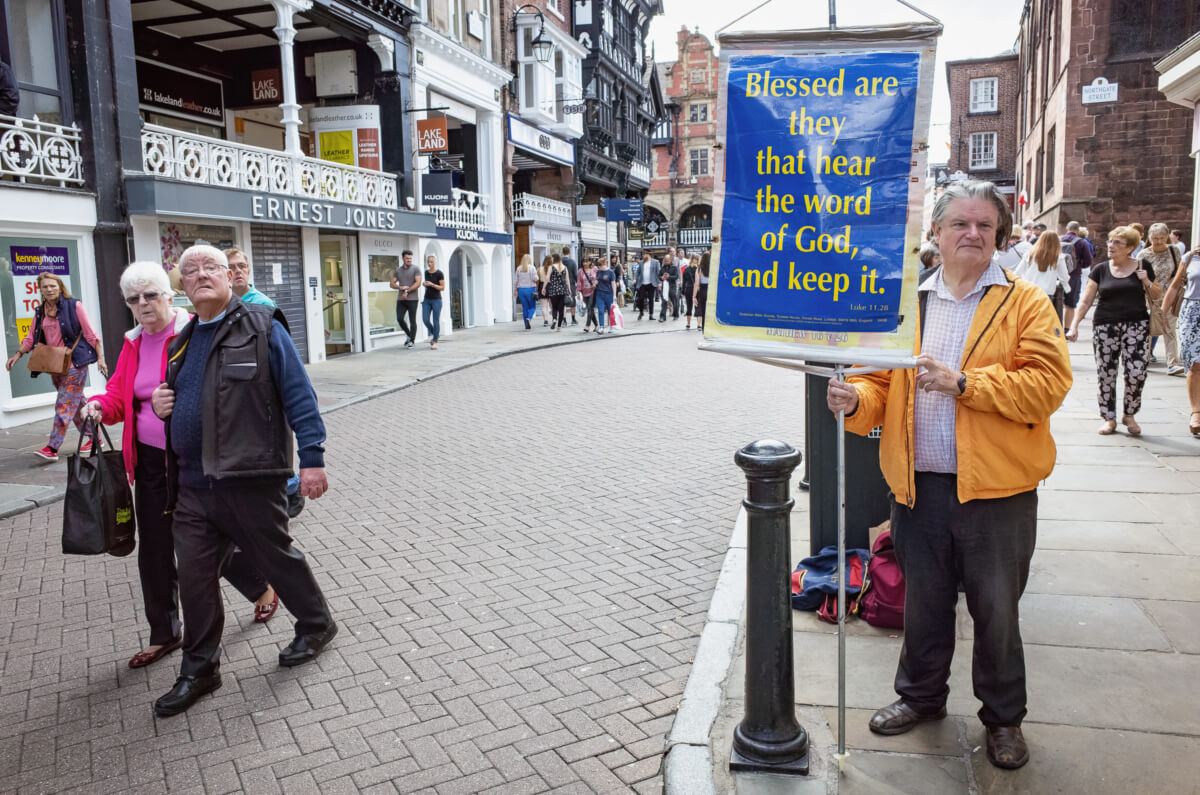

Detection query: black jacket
xmin=163 ymin=296 xmax=294 ymax=507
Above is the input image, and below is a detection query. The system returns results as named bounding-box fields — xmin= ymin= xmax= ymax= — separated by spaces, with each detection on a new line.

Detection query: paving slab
xmin=1028 ymin=549 xmax=1200 ymax=600
xmin=1035 ymin=490 xmax=1163 ymax=524
xmin=1043 ymin=464 xmax=1195 ymax=494
xmin=838 ymin=751 xmax=970 ymax=795
xmin=1035 ymin=520 xmax=1179 ymax=554
xmin=1138 ymin=600 xmax=1200 ymax=654
xmin=968 ymin=723 xmax=1200 ymax=795
xmin=956 ymin=594 xmax=1171 ymax=652
xmin=1051 ymin=445 xmax=1161 ymax=467
xmin=1155 ymin=523 xmax=1200 ymax=556
xmin=823 ymin=708 xmax=964 ymax=757
xmin=1159 ymin=455 xmax=1200 ymax=471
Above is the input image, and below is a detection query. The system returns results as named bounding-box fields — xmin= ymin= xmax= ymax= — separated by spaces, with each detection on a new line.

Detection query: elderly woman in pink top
xmin=5 ymin=271 xmax=106 ymax=461
xmin=79 ymin=261 xmax=276 ymax=669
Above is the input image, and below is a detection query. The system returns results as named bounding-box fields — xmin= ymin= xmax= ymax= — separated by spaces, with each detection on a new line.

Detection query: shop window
xmin=366 ymin=254 xmax=401 ymax=337
xmin=1 ymin=236 xmax=82 ymax=399
xmin=2 ymin=0 xmax=70 ymax=123
xmin=969 ymin=78 xmax=997 ymax=113
xmin=968 ymin=132 xmax=996 ymax=170
xmin=159 ymin=221 xmax=237 ymax=296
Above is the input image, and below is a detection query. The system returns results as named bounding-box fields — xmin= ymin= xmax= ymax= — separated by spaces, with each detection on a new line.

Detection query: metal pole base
xmin=729 ymin=726 xmax=810 ymax=775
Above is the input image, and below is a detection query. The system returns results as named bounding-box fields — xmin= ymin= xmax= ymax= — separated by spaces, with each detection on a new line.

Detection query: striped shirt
xmin=914 ymin=261 xmax=1009 ymax=473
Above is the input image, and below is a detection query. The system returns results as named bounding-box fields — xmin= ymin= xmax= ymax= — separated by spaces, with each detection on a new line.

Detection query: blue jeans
xmin=423 ymin=300 xmax=442 ymax=342
xmin=595 ymin=292 xmax=613 ymax=329
xmin=518 ymin=287 xmax=537 ymax=321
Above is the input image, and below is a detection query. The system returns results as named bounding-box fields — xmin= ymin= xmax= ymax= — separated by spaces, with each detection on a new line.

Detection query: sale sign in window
xmin=2 ymin=237 xmax=82 ymax=399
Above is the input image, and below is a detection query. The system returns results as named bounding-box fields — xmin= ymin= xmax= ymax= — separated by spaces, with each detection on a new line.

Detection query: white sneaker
xmin=1167 ymin=365 xmax=1186 ymax=376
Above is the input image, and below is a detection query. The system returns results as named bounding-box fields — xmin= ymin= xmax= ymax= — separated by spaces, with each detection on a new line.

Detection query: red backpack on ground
xmin=859 ymin=530 xmax=905 ymax=629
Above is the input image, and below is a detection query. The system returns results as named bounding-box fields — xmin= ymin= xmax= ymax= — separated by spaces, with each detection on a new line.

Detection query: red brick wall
xmin=946 ymin=55 xmax=1019 ymax=185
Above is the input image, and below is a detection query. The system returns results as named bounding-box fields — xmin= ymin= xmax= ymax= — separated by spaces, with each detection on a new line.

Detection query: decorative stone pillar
xmin=269 ymin=0 xmax=312 ymax=156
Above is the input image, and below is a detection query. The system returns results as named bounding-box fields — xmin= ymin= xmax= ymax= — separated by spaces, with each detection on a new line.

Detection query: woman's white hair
xmin=1148 ymin=222 xmax=1170 ymax=239
xmin=119 ymin=261 xmax=172 ymax=297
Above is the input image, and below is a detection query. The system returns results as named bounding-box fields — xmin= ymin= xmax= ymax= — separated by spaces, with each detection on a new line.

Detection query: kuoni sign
xmin=703 ymin=28 xmax=939 ymax=368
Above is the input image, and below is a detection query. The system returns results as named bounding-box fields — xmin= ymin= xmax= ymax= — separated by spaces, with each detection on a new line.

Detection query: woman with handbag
xmin=694 ymin=252 xmax=712 ymax=333
xmin=1163 ymin=244 xmax=1200 ymax=435
xmin=5 ymin=272 xmax=106 ymax=462
xmin=1067 ymin=226 xmax=1162 ymax=436
xmin=1138 ymin=223 xmax=1184 ymax=375
xmin=1013 ymin=227 xmax=1071 ymax=323
xmin=542 ymin=253 xmax=571 ymax=331
xmin=79 ymin=261 xmax=277 ymax=669
xmin=576 ymin=257 xmax=598 ymax=332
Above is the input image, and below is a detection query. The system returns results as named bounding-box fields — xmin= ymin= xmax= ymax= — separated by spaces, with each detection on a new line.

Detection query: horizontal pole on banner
xmin=698 ymin=339 xmax=917 ymax=371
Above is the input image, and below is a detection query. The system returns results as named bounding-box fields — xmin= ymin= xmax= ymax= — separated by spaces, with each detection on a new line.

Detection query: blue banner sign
xmin=715 ymin=52 xmax=920 ymax=332
xmin=603 ymin=198 xmax=643 ymax=223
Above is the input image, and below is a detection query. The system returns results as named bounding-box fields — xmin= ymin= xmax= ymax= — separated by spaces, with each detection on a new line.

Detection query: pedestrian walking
xmin=538 ymin=255 xmax=553 ymax=327
xmin=594 ymin=257 xmax=618 ymax=334
xmin=1170 ymin=229 xmax=1187 ymax=259
xmin=681 ymin=254 xmax=699 ymax=329
xmin=543 ymin=253 xmax=571 ymax=331
xmin=693 ymin=252 xmax=711 ymax=332
xmin=5 ymin=271 xmax=106 ymax=461
xmin=1139 ymin=223 xmax=1183 ymax=374
xmin=389 ymin=250 xmax=422 ymax=347
xmin=79 ymin=261 xmax=277 ymax=671
xmin=1061 ymin=221 xmax=1094 ymax=332
xmin=422 ymin=254 xmax=445 ymax=349
xmin=514 ymin=253 xmax=539 ymax=330
xmin=634 ymin=251 xmax=659 ymax=320
xmin=828 ymin=180 xmax=1072 ymax=771
xmin=1162 ymin=243 xmax=1200 ymax=434
xmin=1067 ymin=226 xmax=1161 ymax=435
xmin=561 ymin=246 xmax=579 ymax=326
xmin=659 ymin=253 xmax=679 ymax=322
xmin=149 ymin=245 xmax=336 ymax=716
xmin=1014 ymin=226 xmax=1071 ymax=322
xmin=577 ymin=256 xmax=598 ymax=332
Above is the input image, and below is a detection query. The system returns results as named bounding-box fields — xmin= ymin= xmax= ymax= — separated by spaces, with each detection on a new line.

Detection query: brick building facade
xmin=645 ymin=26 xmax=718 ymax=255
xmin=1016 ymin=0 xmax=1196 ymax=238
xmin=946 ymin=53 xmax=1020 ymax=203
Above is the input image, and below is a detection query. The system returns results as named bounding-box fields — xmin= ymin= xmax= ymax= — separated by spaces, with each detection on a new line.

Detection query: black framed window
xmin=0 ymin=0 xmax=72 ymax=123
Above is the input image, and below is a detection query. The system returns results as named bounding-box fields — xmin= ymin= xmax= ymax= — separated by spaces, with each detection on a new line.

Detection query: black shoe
xmin=638 ymin=312 xmax=644 ymax=320
xmin=286 ymin=491 xmax=306 ymax=519
xmin=524 ymin=318 xmax=530 ymax=329
xmin=279 ymin=622 xmax=339 ymax=668
xmin=571 ymin=318 xmax=578 ymax=325
xmin=154 ymin=672 xmax=222 ymax=717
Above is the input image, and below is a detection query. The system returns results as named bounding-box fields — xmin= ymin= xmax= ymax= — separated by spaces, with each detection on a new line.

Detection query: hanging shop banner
xmin=703 ymin=25 xmax=940 ymax=368
xmin=309 ymin=105 xmax=382 ymax=171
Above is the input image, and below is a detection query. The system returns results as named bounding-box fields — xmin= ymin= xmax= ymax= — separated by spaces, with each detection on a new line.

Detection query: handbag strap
xmin=76 ymin=419 xmax=115 ymax=457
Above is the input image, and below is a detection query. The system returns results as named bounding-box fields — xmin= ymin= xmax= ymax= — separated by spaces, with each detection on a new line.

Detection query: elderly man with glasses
xmin=149 ymin=244 xmax=337 ymax=717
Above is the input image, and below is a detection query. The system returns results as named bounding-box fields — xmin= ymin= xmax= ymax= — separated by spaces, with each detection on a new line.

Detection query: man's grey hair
xmin=1066 ymin=221 xmax=1081 ymax=231
xmin=178 ymin=244 xmax=228 ymax=273
xmin=1021 ymin=221 xmax=1033 ymax=230
xmin=931 ymin=180 xmax=1012 ymax=250
xmin=119 ymin=261 xmax=172 ymax=298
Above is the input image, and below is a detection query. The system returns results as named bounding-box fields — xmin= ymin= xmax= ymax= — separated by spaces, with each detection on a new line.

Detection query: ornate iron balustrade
xmin=432 ymin=187 xmax=489 ymax=231
xmin=513 ymin=192 xmax=572 ymax=225
xmin=0 ymin=114 xmax=84 ymax=188
xmin=141 ymin=124 xmax=398 ymax=208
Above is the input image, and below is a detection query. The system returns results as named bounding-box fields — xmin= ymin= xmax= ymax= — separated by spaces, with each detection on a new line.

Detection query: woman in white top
xmin=1014 ymin=230 xmax=1071 ymax=323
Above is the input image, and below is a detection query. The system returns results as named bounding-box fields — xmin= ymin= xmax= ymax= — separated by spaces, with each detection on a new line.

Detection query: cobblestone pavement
xmin=0 ymin=333 xmax=805 ymax=794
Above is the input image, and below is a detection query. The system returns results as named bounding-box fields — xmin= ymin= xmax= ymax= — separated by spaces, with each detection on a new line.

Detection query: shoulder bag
xmin=27 ymin=314 xmax=82 ymax=377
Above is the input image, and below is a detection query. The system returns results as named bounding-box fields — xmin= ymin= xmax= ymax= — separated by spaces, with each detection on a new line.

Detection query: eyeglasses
xmin=124 ymin=291 xmax=164 ymax=305
xmin=180 ymin=262 xmax=226 ymax=278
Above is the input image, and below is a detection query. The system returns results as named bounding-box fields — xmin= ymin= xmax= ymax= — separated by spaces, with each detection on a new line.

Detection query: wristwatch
xmin=957 ymin=373 xmax=967 ymax=395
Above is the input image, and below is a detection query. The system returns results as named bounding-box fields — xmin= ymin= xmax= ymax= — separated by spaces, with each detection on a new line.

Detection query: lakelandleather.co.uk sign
xmin=136 ymin=58 xmax=224 ymax=123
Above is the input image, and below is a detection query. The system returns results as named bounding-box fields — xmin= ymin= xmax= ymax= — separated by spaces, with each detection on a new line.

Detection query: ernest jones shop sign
xmin=136 ymin=59 xmax=224 ymax=123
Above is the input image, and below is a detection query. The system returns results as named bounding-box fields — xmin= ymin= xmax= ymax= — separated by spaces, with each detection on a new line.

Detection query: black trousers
xmin=134 ymin=443 xmax=266 ymax=646
xmin=396 ymin=300 xmax=418 ymax=342
xmin=636 ymin=284 xmax=656 ymax=317
xmin=172 ymin=479 xmax=333 ymax=677
xmin=550 ymin=294 xmax=566 ymax=325
xmin=891 ymin=472 xmax=1037 ymax=727
xmin=585 ymin=293 xmax=598 ymax=327
xmin=659 ymin=282 xmax=679 ymax=320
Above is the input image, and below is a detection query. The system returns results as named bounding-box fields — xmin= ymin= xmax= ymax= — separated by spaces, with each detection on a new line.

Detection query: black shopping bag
xmin=62 ymin=422 xmax=135 ymax=557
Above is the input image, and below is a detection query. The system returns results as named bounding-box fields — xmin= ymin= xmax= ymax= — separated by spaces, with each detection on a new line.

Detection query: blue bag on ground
xmin=790 ymin=546 xmax=869 ymax=611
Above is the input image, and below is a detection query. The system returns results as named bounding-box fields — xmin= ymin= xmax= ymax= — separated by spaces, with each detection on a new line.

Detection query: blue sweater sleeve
xmin=268 ymin=320 xmax=326 ymax=469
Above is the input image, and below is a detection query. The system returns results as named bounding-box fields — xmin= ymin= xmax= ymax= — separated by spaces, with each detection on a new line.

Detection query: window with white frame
xmin=968 ymin=132 xmax=996 ymax=170
xmin=969 ymin=77 xmax=998 ymax=113
xmin=518 ymin=24 xmax=556 ymax=121
xmin=554 ymin=47 xmax=583 ymax=135
xmin=690 ymin=148 xmax=708 ymax=176
xmin=689 ymin=103 xmax=708 ymax=122
xmin=546 ymin=0 xmax=559 ymax=14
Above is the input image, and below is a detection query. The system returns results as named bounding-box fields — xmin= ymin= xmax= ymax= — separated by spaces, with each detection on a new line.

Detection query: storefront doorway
xmin=448 ymin=250 xmax=469 ymax=330
xmin=320 ymin=235 xmax=358 ymax=357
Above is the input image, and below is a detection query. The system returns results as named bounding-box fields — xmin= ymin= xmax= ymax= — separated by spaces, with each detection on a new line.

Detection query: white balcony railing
xmin=141 ymin=124 xmax=398 ymax=208
xmin=679 ymin=227 xmax=713 ymax=248
xmin=0 ymin=114 xmax=84 ymax=187
xmin=646 ymin=231 xmax=669 ymax=247
xmin=432 ymin=187 xmax=489 ymax=231
xmin=513 ymin=192 xmax=572 ymax=226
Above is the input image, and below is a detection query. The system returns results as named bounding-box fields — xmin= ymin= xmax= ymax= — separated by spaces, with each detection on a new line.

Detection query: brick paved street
xmin=0 ymin=333 xmax=804 ymax=794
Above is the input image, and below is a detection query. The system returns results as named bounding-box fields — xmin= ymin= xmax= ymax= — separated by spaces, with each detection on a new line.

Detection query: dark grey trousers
xmin=890 ymin=472 xmax=1037 ymax=727
xmin=172 ymin=479 xmax=333 ymax=677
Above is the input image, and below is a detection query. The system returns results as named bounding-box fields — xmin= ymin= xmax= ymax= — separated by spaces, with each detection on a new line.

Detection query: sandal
xmin=1098 ymin=419 xmax=1117 ymax=435
xmin=254 ymin=591 xmax=279 ymax=623
xmin=1122 ymin=415 xmax=1142 ymax=436
xmin=1190 ymin=412 xmax=1200 ymax=436
xmin=129 ymin=636 xmax=182 ymax=668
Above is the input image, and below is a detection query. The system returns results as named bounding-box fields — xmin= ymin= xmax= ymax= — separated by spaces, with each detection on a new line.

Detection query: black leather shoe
xmin=986 ymin=725 xmax=1030 ymax=769
xmin=154 ymin=672 xmax=222 ymax=717
xmin=286 ymin=491 xmax=306 ymax=519
xmin=279 ymin=622 xmax=338 ymax=668
xmin=868 ymin=699 xmax=947 ymax=735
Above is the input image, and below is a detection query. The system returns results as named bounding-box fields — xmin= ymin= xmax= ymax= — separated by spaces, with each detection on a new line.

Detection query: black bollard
xmin=730 ymin=439 xmax=809 ymax=775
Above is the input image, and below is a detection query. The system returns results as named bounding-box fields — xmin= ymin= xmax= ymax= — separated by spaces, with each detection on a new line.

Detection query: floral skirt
xmin=1179 ymin=298 xmax=1200 ymax=369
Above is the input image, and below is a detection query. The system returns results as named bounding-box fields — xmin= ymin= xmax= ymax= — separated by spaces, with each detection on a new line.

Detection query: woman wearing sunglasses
xmin=80 ymin=261 xmax=276 ymax=670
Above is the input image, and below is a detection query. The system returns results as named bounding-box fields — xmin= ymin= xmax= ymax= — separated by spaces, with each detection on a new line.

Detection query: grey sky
xmin=647 ymin=0 xmax=1025 ymax=161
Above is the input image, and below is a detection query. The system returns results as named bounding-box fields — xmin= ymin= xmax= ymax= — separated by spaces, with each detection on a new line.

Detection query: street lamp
xmin=513 ymin=4 xmax=555 ymax=64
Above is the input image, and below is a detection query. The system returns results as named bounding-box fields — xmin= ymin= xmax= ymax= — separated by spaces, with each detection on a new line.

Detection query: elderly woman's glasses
xmin=125 ymin=291 xmax=164 ymax=305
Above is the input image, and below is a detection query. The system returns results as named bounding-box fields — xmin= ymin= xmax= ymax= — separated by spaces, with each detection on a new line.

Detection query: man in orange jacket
xmin=827 ymin=181 xmax=1072 ymax=771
